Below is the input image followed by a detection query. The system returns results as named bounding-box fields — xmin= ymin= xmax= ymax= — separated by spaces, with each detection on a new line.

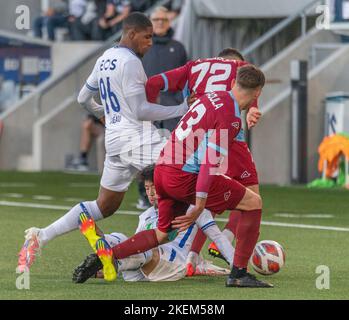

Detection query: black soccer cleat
xmin=225 ymin=272 xmax=274 ymax=288
xmin=72 ymin=253 xmax=103 ymax=283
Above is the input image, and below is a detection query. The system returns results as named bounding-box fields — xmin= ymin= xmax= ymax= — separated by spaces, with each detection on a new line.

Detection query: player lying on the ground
xmin=145 ymin=47 xmax=263 ymax=275
xmin=17 ymin=12 xmax=190 ymax=272
xmin=73 ymin=164 xmax=233 ymax=283
xmin=80 ymin=65 xmax=273 ymax=288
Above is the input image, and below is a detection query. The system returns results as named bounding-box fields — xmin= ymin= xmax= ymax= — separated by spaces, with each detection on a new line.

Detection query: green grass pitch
xmin=0 ymin=171 xmax=348 ymax=300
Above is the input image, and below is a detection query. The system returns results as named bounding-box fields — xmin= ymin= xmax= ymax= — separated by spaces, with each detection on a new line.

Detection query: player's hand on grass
xmin=247 ymin=107 xmax=262 ymax=129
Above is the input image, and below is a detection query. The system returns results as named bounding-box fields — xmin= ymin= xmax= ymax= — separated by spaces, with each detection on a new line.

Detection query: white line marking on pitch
xmin=1 ymin=193 xmax=24 ymax=198
xmin=64 ymin=198 xmax=84 ymax=202
xmin=0 ymin=200 xmax=348 ymax=232
xmin=274 ymin=213 xmax=334 ymax=219
xmin=0 ymin=201 xmax=141 ymax=217
xmin=69 ymin=183 xmax=99 ymax=188
xmin=0 ymin=183 xmax=36 ymax=187
xmin=33 ymin=195 xmax=54 ymax=201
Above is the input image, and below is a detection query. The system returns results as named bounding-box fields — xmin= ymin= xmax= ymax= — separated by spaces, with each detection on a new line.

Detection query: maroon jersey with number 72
xmin=146 ymin=57 xmax=258 ymax=109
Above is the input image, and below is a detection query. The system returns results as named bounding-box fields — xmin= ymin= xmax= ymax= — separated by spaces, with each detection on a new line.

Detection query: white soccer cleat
xmin=17 ymin=227 xmax=43 ymax=272
xmin=194 ymin=259 xmax=230 ymax=276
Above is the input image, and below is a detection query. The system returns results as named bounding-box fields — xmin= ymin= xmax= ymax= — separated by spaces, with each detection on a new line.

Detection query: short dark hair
xmin=122 ymin=12 xmax=153 ymax=32
xmin=139 ymin=164 xmax=155 ymax=183
xmin=218 ymin=48 xmax=245 ymax=61
xmin=237 ymin=65 xmax=265 ymax=89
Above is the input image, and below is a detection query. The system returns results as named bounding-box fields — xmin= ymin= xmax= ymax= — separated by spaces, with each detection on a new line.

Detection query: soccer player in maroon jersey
xmin=145 ymin=48 xmax=262 ymax=274
xmin=82 ymin=65 xmax=272 ymax=287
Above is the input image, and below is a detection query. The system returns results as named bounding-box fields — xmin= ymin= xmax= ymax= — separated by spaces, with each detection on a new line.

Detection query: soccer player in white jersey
xmin=73 ymin=165 xmax=234 ymax=283
xmin=17 ymin=12 xmax=189 ymax=272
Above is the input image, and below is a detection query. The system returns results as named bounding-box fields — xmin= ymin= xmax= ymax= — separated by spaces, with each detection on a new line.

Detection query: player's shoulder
xmin=193 ymin=57 xmax=216 ymax=64
xmin=203 ymin=91 xmax=240 ymax=118
xmin=192 ymin=57 xmax=237 ymax=65
xmin=102 ymin=46 xmax=139 ymax=63
xmin=139 ymin=206 xmax=157 ymax=221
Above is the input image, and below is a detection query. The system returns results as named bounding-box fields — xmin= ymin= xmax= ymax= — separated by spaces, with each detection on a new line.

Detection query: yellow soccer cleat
xmin=96 ymin=238 xmax=117 ymax=281
xmin=78 ymin=212 xmax=101 ymax=253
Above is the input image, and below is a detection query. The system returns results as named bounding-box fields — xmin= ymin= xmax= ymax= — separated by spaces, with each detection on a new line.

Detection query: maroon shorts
xmin=227 ymin=141 xmax=259 ymax=187
xmin=154 ymin=165 xmax=246 ymax=233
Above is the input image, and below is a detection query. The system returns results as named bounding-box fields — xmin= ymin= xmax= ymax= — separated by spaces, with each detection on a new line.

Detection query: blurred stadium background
xmin=1 ymin=0 xmax=349 ymax=299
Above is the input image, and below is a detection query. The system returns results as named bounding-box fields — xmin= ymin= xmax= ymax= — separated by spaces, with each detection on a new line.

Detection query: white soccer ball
xmin=250 ymin=240 xmax=285 ymax=275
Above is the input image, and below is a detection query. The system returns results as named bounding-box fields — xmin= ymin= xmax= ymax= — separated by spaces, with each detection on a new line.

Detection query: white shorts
xmin=100 ymin=139 xmax=166 ymax=192
xmin=145 ymin=244 xmax=186 ymax=282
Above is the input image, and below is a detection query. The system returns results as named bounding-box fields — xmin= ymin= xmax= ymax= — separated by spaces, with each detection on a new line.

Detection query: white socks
xmin=39 ymin=201 xmax=103 ymax=246
xmin=204 ymin=224 xmax=235 ymax=268
xmin=222 ymin=228 xmax=235 ymax=243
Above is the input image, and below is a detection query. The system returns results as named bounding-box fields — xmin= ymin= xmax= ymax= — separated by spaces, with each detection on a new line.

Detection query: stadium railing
xmin=242 ymin=0 xmax=325 ymax=59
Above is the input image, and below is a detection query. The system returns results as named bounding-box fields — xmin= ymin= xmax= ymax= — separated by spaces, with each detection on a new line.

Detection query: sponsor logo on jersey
xmin=224 ymin=190 xmax=231 ymax=201
xmin=241 ymin=171 xmax=251 ymax=179
xmin=231 ymin=122 xmax=239 ymax=129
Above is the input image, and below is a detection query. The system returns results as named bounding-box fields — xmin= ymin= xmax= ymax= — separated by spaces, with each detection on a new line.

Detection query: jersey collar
xmin=114 ymin=45 xmax=139 ymax=58
xmin=229 ymin=91 xmax=241 ymax=118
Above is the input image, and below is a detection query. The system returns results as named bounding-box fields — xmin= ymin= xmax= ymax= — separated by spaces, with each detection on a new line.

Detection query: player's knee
xmin=244 ymin=193 xmax=262 ymax=211
xmin=252 ymin=194 xmax=262 ymax=210
xmin=96 ymin=199 xmax=119 ymax=217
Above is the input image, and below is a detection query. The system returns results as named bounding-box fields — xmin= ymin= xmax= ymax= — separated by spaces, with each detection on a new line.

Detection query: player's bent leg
xmin=235 ymin=187 xmax=262 ymax=212
xmin=226 ymin=188 xmax=272 ymax=287
xmin=17 ymin=228 xmax=41 ymax=272
xmin=110 ymin=228 xmax=163 ymax=261
xmin=18 ymin=200 xmax=104 ymax=271
xmin=104 ymin=232 xmax=154 ymax=274
xmin=209 ymin=184 xmax=261 ymax=260
xmin=78 ymin=211 xmax=102 ymax=253
xmin=224 ymin=185 xmax=259 ymax=237
xmin=186 ymin=229 xmax=208 ymax=276
xmin=18 ymin=155 xmax=132 ymax=270
xmin=96 ymin=238 xmax=117 ymax=281
xmin=96 ymin=186 xmax=125 ymax=217
xmin=247 ymin=184 xmax=260 ymax=195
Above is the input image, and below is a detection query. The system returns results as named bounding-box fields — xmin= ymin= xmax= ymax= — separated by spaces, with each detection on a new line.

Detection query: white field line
xmin=33 ymin=195 xmax=54 ymax=201
xmin=0 ymin=200 xmax=141 ymax=216
xmin=63 ymin=198 xmax=85 ymax=202
xmin=69 ymin=183 xmax=99 ymax=188
xmin=1 ymin=193 xmax=24 ymax=198
xmin=0 ymin=183 xmax=36 ymax=187
xmin=1 ymin=200 xmax=348 ymax=232
xmin=274 ymin=213 xmax=334 ymax=219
